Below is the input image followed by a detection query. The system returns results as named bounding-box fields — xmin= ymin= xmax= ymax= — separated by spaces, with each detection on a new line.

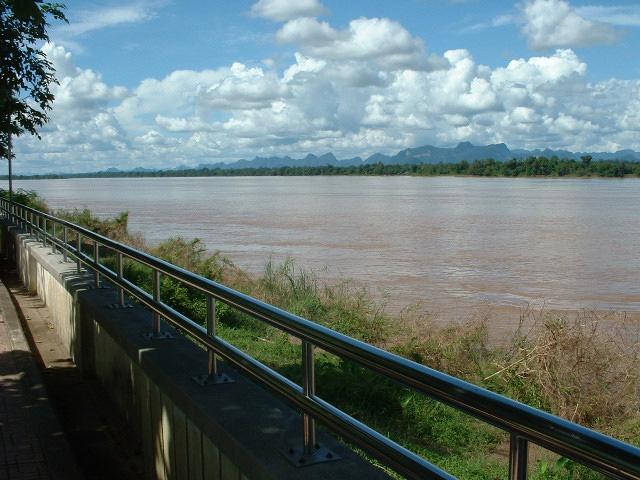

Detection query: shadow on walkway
xmin=0 ymin=261 xmax=144 ymax=480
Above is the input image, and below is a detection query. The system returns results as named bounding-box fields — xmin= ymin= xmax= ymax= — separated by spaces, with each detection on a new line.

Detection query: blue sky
xmin=12 ymin=0 xmax=640 ymax=173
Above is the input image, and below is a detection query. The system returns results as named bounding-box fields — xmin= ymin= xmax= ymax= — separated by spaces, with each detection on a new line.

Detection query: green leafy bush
xmin=0 ymin=188 xmax=48 ymax=211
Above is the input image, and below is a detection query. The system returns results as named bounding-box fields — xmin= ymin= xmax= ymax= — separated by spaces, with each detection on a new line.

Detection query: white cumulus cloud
xmin=522 ymin=0 xmax=618 ymax=49
xmin=44 ymin=43 xmax=128 ymax=117
xmin=576 ymin=5 xmax=640 ymax=28
xmin=250 ymin=0 xmax=327 ymax=21
xmin=277 ymin=17 xmax=441 ymax=71
xmin=200 ymin=63 xmax=288 ymax=110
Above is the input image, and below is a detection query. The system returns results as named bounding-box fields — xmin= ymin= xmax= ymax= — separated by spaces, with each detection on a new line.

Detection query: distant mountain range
xmin=108 ymin=142 xmax=640 ymax=173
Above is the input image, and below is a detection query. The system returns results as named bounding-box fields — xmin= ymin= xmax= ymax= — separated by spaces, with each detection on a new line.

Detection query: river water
xmin=11 ymin=176 xmax=640 ymax=318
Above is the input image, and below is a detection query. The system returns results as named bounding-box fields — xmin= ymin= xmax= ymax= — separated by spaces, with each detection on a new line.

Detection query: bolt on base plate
xmin=191 ymin=372 xmax=235 ymax=386
xmin=283 ymin=444 xmax=340 ymax=467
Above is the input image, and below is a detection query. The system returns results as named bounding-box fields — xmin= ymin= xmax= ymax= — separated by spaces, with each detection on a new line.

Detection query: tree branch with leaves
xmin=0 ymin=0 xmax=66 ymax=196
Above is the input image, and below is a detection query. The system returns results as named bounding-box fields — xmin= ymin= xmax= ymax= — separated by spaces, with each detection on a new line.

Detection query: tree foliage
xmin=0 ymin=0 xmax=66 ymax=159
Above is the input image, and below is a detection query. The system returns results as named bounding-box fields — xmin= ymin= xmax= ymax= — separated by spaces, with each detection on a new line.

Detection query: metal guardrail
xmin=1 ymin=198 xmax=639 ymax=480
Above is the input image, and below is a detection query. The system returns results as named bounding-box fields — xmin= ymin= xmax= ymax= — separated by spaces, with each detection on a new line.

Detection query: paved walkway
xmin=0 ymin=272 xmax=83 ymax=480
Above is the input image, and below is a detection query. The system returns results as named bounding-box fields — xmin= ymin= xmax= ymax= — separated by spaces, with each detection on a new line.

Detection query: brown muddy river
xmin=11 ymin=176 xmax=640 ymax=319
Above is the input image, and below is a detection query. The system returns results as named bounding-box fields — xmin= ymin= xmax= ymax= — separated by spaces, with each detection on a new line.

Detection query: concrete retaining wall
xmin=2 ymin=222 xmax=389 ymax=480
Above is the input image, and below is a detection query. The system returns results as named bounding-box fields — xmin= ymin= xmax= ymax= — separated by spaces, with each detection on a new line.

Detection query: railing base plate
xmin=283 ymin=444 xmax=340 ymax=467
xmin=191 ymin=372 xmax=234 ymax=386
xmin=142 ymin=331 xmax=175 ymax=340
xmin=106 ymin=303 xmax=134 ymax=309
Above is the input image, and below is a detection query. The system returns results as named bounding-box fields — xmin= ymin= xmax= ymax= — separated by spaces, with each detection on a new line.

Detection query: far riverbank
xmin=5 ymin=156 xmax=640 ymax=180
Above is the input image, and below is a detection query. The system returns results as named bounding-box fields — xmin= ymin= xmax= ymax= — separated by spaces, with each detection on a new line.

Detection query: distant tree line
xmin=6 ymin=156 xmax=640 ymax=180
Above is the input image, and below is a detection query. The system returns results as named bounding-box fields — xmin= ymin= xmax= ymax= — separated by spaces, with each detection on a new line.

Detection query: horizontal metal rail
xmin=1 ymin=198 xmax=639 ymax=480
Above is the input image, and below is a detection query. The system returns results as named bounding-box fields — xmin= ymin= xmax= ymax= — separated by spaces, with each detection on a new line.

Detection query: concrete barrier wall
xmin=2 ymin=222 xmax=389 ymax=480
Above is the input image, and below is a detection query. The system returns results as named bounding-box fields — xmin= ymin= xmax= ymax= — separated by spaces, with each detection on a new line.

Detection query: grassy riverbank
xmin=7 ymin=189 xmax=639 ymax=479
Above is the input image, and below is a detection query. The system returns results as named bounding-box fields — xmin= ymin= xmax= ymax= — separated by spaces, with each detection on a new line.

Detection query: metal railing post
xmin=302 ymin=341 xmax=317 ymax=456
xmin=192 ymin=295 xmax=232 ymax=385
xmin=51 ymin=223 xmax=57 ymax=254
xmin=208 ymin=295 xmax=219 ymax=377
xmin=42 ymin=218 xmax=47 ymax=247
xmin=117 ymin=252 xmax=125 ymax=306
xmin=76 ymin=233 xmax=82 ymax=273
xmin=153 ymin=270 xmax=161 ymax=335
xmin=509 ymin=434 xmax=529 ymax=480
xmin=143 ymin=269 xmax=172 ymax=339
xmin=63 ymin=227 xmax=68 ymax=262
xmin=284 ymin=341 xmax=336 ymax=466
xmin=94 ymin=241 xmax=100 ymax=288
